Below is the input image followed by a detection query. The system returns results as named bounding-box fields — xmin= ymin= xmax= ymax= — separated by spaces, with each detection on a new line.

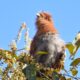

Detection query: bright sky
xmin=0 ymin=0 xmax=80 ymax=77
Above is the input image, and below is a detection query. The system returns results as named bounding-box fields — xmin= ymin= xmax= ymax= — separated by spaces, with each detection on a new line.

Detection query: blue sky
xmin=0 ymin=0 xmax=80 ymax=48
xmin=0 ymin=0 xmax=80 ymax=77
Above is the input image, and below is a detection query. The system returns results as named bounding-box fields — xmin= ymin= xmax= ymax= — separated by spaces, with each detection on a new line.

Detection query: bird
xmin=30 ymin=11 xmax=66 ymax=70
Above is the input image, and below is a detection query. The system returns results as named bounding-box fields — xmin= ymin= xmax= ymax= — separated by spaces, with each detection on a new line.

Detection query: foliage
xmin=0 ymin=23 xmax=80 ymax=80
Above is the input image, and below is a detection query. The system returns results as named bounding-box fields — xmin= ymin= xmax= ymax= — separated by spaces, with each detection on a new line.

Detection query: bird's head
xmin=36 ymin=11 xmax=52 ymax=22
xmin=35 ymin=11 xmax=54 ymax=30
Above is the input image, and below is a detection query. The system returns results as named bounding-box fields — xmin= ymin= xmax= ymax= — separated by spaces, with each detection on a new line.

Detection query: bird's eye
xmin=45 ymin=16 xmax=50 ymax=21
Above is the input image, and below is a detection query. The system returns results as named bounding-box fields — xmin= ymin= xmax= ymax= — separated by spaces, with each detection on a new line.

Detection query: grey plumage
xmin=33 ymin=32 xmax=65 ymax=68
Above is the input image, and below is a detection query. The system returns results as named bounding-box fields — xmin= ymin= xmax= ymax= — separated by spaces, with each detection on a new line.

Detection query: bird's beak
xmin=36 ymin=13 xmax=40 ymax=17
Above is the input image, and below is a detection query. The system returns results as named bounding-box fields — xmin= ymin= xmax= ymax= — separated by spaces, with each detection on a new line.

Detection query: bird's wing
xmin=30 ymin=35 xmax=38 ymax=55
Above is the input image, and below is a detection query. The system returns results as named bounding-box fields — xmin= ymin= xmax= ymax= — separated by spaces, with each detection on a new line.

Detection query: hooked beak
xmin=36 ymin=13 xmax=40 ymax=17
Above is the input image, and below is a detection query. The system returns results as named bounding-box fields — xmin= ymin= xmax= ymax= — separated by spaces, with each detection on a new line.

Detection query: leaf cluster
xmin=0 ymin=24 xmax=80 ymax=80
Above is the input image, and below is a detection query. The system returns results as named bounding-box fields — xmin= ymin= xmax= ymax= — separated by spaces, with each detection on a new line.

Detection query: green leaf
xmin=36 ymin=51 xmax=48 ymax=55
xmin=70 ymin=68 xmax=78 ymax=76
xmin=52 ymin=72 xmax=59 ymax=80
xmin=70 ymin=58 xmax=80 ymax=66
xmin=66 ymin=43 xmax=75 ymax=55
xmin=66 ymin=78 xmax=72 ymax=80
xmin=72 ymin=45 xmax=79 ymax=55
xmin=75 ymin=32 xmax=80 ymax=44
xmin=66 ymin=42 xmax=79 ymax=56
xmin=23 ymin=64 xmax=36 ymax=80
xmin=60 ymin=76 xmax=66 ymax=80
xmin=71 ymin=32 xmax=80 ymax=55
xmin=0 ymin=68 xmax=2 ymax=75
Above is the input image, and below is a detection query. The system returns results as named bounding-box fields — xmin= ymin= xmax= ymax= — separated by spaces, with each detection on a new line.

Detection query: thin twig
xmin=38 ymin=71 xmax=51 ymax=80
xmin=16 ymin=48 xmax=25 ymax=52
xmin=63 ymin=73 xmax=80 ymax=80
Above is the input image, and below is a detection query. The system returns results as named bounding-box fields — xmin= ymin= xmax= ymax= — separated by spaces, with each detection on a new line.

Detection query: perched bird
xmin=30 ymin=11 xmax=65 ymax=70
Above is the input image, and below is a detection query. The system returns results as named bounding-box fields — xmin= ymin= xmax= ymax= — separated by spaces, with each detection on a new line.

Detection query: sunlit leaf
xmin=0 ymin=68 xmax=2 ymax=75
xmin=75 ymin=32 xmax=80 ymax=43
xmin=45 ymin=68 xmax=54 ymax=76
xmin=71 ymin=32 xmax=80 ymax=55
xmin=70 ymin=58 xmax=80 ymax=66
xmin=70 ymin=68 xmax=78 ymax=76
xmin=5 ymin=52 xmax=12 ymax=59
xmin=60 ymin=76 xmax=66 ymax=80
xmin=66 ymin=43 xmax=75 ymax=55
xmin=66 ymin=78 xmax=72 ymax=80
xmin=66 ymin=42 xmax=79 ymax=56
xmin=72 ymin=45 xmax=79 ymax=55
xmin=36 ymin=77 xmax=45 ymax=80
xmin=36 ymin=51 xmax=48 ymax=55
